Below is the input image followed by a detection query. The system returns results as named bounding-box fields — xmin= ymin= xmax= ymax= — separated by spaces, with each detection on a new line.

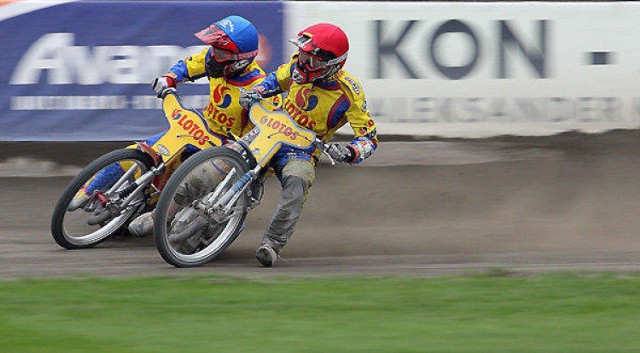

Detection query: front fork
xmin=95 ymin=163 xmax=166 ymax=214
xmin=195 ymin=164 xmax=263 ymax=223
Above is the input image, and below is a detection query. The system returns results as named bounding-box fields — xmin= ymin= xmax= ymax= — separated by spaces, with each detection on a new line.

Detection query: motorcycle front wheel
xmin=154 ymin=147 xmax=250 ymax=267
xmin=51 ymin=148 xmax=154 ymax=249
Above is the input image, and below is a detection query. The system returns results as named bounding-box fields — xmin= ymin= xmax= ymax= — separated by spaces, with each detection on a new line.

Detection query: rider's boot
xmin=255 ymin=239 xmax=280 ymax=267
xmin=127 ymin=211 xmax=154 ymax=237
xmin=67 ymin=188 xmax=90 ymax=211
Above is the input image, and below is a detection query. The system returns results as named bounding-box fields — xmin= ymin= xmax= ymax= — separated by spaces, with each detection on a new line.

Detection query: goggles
xmin=210 ymin=46 xmax=258 ymax=62
xmin=298 ymin=51 xmax=327 ymax=70
xmin=289 ymin=37 xmax=348 ymax=69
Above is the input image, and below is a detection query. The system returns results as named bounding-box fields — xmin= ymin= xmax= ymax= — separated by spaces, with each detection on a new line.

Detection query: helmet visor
xmin=195 ymin=25 xmax=233 ymax=48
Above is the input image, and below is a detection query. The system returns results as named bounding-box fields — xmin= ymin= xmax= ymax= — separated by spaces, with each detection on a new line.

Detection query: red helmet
xmin=289 ymin=23 xmax=349 ymax=84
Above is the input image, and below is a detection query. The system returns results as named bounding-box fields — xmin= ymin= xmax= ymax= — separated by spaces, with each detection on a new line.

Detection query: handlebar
xmin=160 ymin=87 xmax=177 ymax=99
xmin=314 ymin=139 xmax=336 ymax=166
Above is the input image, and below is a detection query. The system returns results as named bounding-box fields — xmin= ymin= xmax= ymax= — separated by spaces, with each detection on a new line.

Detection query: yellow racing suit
xmin=168 ymin=47 xmax=267 ymax=138
xmin=86 ymin=47 xmax=267 ymax=199
xmin=250 ymin=54 xmax=379 ymax=251
xmin=254 ymin=54 xmax=378 ymax=164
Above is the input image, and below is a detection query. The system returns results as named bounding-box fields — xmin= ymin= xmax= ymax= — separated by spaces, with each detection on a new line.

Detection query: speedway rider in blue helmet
xmin=68 ymin=15 xmax=268 ymax=238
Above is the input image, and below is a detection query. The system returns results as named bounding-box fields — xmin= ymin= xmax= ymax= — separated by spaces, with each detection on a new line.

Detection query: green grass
xmin=1 ymin=272 xmax=639 ymax=353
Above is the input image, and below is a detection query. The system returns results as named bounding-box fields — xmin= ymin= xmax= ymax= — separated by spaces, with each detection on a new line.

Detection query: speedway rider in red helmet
xmin=240 ymin=23 xmax=379 ymax=267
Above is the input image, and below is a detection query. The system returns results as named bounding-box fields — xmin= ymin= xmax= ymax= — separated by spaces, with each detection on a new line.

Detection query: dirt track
xmin=1 ymin=131 xmax=640 ymax=278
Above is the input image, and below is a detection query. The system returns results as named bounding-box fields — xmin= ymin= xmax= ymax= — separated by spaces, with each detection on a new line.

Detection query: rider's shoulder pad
xmin=337 ymin=71 xmax=365 ymax=98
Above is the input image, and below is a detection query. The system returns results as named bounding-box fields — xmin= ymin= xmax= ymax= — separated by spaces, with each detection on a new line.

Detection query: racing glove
xmin=326 ymin=143 xmax=355 ymax=163
xmin=151 ymin=75 xmax=177 ymax=98
xmin=239 ymin=88 xmax=263 ymax=109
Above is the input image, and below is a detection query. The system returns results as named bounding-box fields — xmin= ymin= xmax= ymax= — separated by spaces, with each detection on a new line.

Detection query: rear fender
xmin=136 ymin=142 xmax=162 ymax=167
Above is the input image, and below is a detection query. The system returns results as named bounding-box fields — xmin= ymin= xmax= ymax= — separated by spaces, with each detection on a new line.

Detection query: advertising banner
xmin=0 ymin=1 xmax=284 ymax=140
xmin=287 ymin=2 xmax=640 ymax=137
xmin=3 ymin=1 xmax=640 ymax=140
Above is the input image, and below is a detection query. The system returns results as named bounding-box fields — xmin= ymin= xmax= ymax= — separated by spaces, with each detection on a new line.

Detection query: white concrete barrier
xmin=287 ymin=1 xmax=640 ymax=137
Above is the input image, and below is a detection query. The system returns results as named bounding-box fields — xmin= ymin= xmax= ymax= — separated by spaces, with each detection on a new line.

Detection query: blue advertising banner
xmin=0 ymin=1 xmax=284 ymax=141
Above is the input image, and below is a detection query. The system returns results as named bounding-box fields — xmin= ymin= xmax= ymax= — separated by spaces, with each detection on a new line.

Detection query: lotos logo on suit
xmin=213 ymin=85 xmax=232 ymax=108
xmin=294 ymin=87 xmax=318 ymax=111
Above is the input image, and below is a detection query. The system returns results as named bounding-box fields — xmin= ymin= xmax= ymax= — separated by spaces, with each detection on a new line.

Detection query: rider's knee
xmin=281 ymin=159 xmax=315 ymax=189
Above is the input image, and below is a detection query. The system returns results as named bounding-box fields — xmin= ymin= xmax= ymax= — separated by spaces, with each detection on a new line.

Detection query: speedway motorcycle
xmin=51 ymin=89 xmax=224 ymax=249
xmin=153 ymin=97 xmax=333 ymax=267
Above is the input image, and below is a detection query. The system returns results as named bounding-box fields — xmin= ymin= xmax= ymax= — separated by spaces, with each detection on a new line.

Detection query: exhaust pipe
xmin=168 ymin=218 xmax=207 ymax=243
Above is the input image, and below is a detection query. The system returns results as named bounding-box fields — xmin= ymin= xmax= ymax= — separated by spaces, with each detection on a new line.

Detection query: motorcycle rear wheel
xmin=154 ymin=147 xmax=250 ymax=267
xmin=51 ymin=148 xmax=154 ymax=249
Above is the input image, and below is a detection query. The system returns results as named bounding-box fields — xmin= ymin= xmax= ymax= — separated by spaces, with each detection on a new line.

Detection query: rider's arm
xmin=251 ymin=55 xmax=297 ymax=97
xmin=167 ymin=47 xmax=209 ymax=83
xmin=342 ymin=77 xmax=379 ymax=164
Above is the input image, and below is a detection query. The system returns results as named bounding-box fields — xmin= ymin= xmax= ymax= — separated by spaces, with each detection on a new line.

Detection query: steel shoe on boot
xmin=127 ymin=211 xmax=154 ymax=237
xmin=67 ymin=189 xmax=90 ymax=212
xmin=255 ymin=242 xmax=278 ymax=267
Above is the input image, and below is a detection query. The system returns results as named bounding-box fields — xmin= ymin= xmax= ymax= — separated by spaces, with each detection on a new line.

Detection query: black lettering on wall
xmin=374 ymin=20 xmax=420 ymax=79
xmin=498 ymin=20 xmax=548 ymax=78
xmin=429 ymin=19 xmax=480 ymax=80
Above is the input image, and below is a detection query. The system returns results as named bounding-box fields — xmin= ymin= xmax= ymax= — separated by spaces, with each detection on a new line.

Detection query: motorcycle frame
xmin=93 ymin=89 xmax=226 ymax=214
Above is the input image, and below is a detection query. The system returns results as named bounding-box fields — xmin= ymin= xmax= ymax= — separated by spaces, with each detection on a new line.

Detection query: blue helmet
xmin=213 ymin=15 xmax=259 ymax=53
xmin=195 ymin=15 xmax=259 ymax=77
